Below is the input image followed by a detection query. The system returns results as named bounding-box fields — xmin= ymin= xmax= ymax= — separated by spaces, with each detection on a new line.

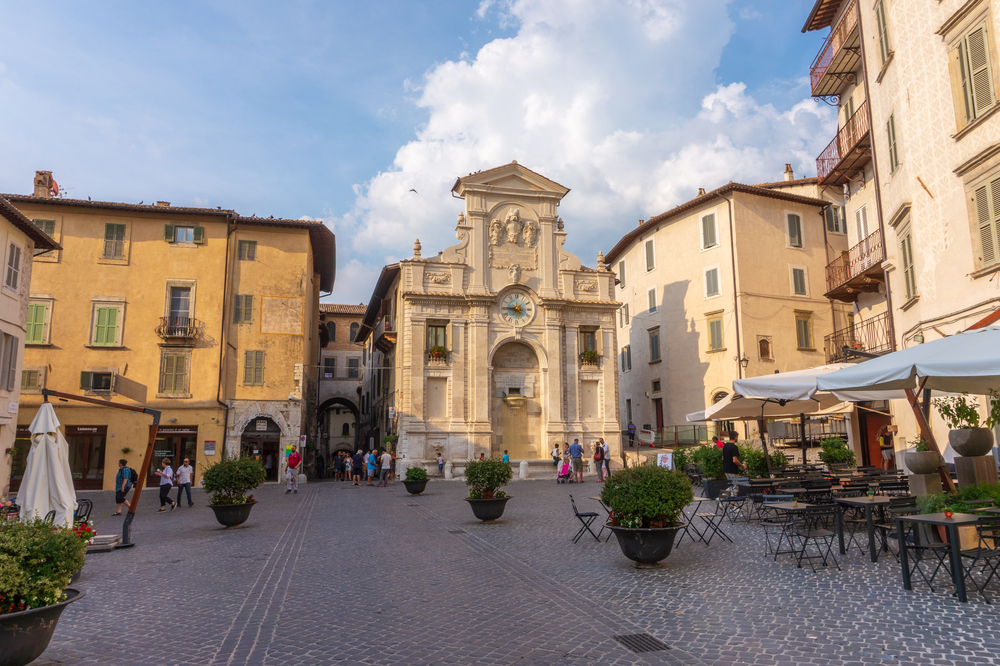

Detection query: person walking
xmin=176 ymin=458 xmax=195 ymax=507
xmin=569 ymin=438 xmax=584 ymax=483
xmin=352 ymin=449 xmax=363 ymax=486
xmin=594 ymin=442 xmax=605 ymax=481
xmin=627 ymin=420 xmax=636 ymax=447
xmin=601 ymin=438 xmax=610 ymax=477
xmin=113 ymin=459 xmax=132 ymax=515
xmin=286 ymin=445 xmax=301 ymax=494
xmin=551 ymin=443 xmax=560 ymax=467
xmin=378 ymin=449 xmax=392 ymax=487
xmin=722 ymin=431 xmax=748 ymax=480
xmin=154 ymin=458 xmax=176 ymax=512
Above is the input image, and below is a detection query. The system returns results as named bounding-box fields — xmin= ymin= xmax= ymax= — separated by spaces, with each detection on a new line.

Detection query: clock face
xmin=500 ymin=291 xmax=535 ymax=326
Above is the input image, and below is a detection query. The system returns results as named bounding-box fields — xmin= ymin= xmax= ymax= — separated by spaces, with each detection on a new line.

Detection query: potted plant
xmin=818 ymin=438 xmax=856 ymax=470
xmin=904 ymin=437 xmax=941 ymax=475
xmin=403 ymin=465 xmax=429 ymax=495
xmin=600 ymin=465 xmax=694 ymax=567
xmin=691 ymin=445 xmax=725 ymax=498
xmin=428 ymin=345 xmax=448 ymax=361
xmin=464 ymin=458 xmax=513 ymax=521
xmin=934 ymin=392 xmax=1000 ymax=457
xmin=202 ymin=456 xmax=267 ymax=527
xmin=579 ymin=350 xmax=600 ymax=364
xmin=737 ymin=443 xmax=788 ymax=480
xmin=0 ymin=519 xmax=87 ymax=666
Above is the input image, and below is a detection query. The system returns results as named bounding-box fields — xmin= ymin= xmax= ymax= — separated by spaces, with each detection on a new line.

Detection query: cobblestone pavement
xmin=34 ymin=476 xmax=1000 ymax=665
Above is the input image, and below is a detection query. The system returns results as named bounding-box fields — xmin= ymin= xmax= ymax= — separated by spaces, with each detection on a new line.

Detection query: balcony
xmin=825 ymin=228 xmax=886 ymax=302
xmin=816 ymin=101 xmax=871 ymax=185
xmin=825 ymin=311 xmax=893 ymax=363
xmin=428 ymin=348 xmax=449 ymax=364
xmin=579 ymin=353 xmax=602 ymax=369
xmin=373 ymin=317 xmax=396 ymax=353
xmin=810 ymin=0 xmax=860 ymax=97
xmin=156 ymin=316 xmax=200 ymax=340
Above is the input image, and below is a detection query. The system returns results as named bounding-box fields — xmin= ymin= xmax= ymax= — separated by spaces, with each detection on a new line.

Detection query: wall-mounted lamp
xmin=739 ymin=356 xmax=750 ymax=369
xmin=914 ymin=332 xmax=925 ymax=344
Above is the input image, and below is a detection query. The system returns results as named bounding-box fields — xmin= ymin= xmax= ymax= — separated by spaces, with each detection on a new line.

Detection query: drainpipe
xmin=216 ymin=215 xmax=236 ymax=456
xmin=725 ymin=196 xmax=743 ymax=380
xmin=822 ymin=206 xmax=839 ymax=358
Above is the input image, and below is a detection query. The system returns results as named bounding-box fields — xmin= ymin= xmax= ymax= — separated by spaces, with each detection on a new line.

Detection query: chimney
xmin=697 ymin=188 xmax=706 ymax=196
xmin=155 ymin=201 xmax=171 ymax=207
xmin=33 ymin=171 xmax=54 ymax=198
xmin=637 ymin=219 xmax=645 ymax=227
xmin=784 ymin=164 xmax=795 ymax=181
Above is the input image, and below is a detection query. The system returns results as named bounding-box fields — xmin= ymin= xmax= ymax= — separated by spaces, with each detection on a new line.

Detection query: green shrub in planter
xmin=818 ymin=438 xmax=856 ymax=467
xmin=737 ymin=443 xmax=788 ymax=478
xmin=405 ymin=466 xmax=429 ymax=482
xmin=202 ymin=456 xmax=267 ymax=505
xmin=672 ymin=446 xmax=691 ymax=471
xmin=600 ymin=466 xmax=693 ymax=528
xmin=918 ymin=481 xmax=1000 ymax=514
xmin=691 ymin=444 xmax=724 ymax=479
xmin=0 ymin=519 xmax=87 ymax=614
xmin=464 ymin=458 xmax=512 ymax=499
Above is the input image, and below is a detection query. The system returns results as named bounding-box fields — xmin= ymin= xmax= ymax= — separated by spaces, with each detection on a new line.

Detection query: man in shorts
xmin=569 ymin=438 xmax=585 ymax=483
xmin=378 ymin=449 xmax=392 ymax=487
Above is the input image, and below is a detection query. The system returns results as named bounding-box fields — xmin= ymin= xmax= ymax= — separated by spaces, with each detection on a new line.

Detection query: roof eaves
xmin=0 ymin=196 xmax=62 ymax=251
xmin=2 ymin=194 xmax=233 ymax=217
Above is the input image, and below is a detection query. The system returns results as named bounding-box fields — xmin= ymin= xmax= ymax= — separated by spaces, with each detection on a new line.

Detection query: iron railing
xmin=809 ymin=0 xmax=858 ymax=94
xmin=155 ymin=316 xmax=200 ymax=339
xmin=825 ymin=228 xmax=884 ymax=292
xmin=816 ymin=101 xmax=870 ymax=182
xmin=825 ymin=311 xmax=893 ymax=363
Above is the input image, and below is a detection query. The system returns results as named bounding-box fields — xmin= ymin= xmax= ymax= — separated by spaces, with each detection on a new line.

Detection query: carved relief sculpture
xmin=504 ymin=209 xmax=522 ymax=244
xmin=576 ymin=280 xmax=598 ymax=292
xmin=522 ymin=219 xmax=537 ymax=248
xmin=427 ymin=272 xmax=451 ymax=284
xmin=489 ymin=218 xmax=503 ymax=246
xmin=508 ymin=264 xmax=521 ymax=284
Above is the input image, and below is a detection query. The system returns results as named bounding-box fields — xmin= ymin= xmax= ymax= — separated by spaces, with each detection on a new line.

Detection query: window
xmin=427 ymin=323 xmax=447 ymax=348
xmin=647 ymin=288 xmax=657 ymax=313
xmin=165 ymin=225 xmax=204 ymax=244
xmin=825 ymin=206 xmax=846 ymax=234
xmin=758 ymin=336 xmax=773 ymax=361
xmin=900 ymin=226 xmax=918 ymax=299
xmin=159 ymin=353 xmax=188 ymax=394
xmin=33 ymin=219 xmax=55 ymax=257
xmin=887 ymin=114 xmax=900 ymax=174
xmin=648 ymin=327 xmax=661 ymax=363
xmin=625 ymin=398 xmax=632 ymax=423
xmin=620 ymin=345 xmax=632 ymax=372
xmin=855 ymin=205 xmax=870 ymax=242
xmin=80 ymin=371 xmax=114 ymax=393
xmin=645 ymin=239 xmax=655 ymax=271
xmin=619 ymin=303 xmax=629 ymax=326
xmin=955 ymin=22 xmax=996 ymax=125
xmin=791 ymin=266 xmax=808 ymax=296
xmin=0 ymin=334 xmax=17 ymax=390
xmin=26 ymin=303 xmax=46 ymax=344
xmin=323 ymin=357 xmax=336 ymax=379
xmin=581 ymin=329 xmax=597 ymax=353
xmin=708 ymin=315 xmax=724 ymax=351
xmin=243 ymin=351 xmax=265 ymax=385
xmin=701 ymin=213 xmax=718 ymax=249
xmin=843 ymin=94 xmax=855 ymax=123
xmin=238 ymin=240 xmax=257 ymax=261
xmin=233 ymin=295 xmax=254 ymax=323
xmin=874 ymin=0 xmax=892 ymax=67
xmin=347 ymin=358 xmax=360 ymax=379
xmin=341 ymin=423 xmax=350 ymax=437
xmin=787 ymin=213 xmax=803 ymax=248
xmin=103 ymin=224 xmax=126 ymax=260
xmin=92 ymin=306 xmax=119 ymax=346
xmin=795 ymin=312 xmax=814 ymax=350
xmin=5 ymin=243 xmax=21 ymax=291
xmin=350 ymin=322 xmax=359 ymax=342
xmin=618 ymin=260 xmax=626 ymax=289
xmin=973 ymin=178 xmax=1000 ymax=267
xmin=652 ymin=380 xmax=661 ymax=393
xmin=704 ymin=267 xmax=720 ymax=298
xmin=326 ymin=321 xmax=336 ymax=342
xmin=169 ymin=287 xmax=191 ymax=319
xmin=21 ymin=369 xmax=41 ymax=391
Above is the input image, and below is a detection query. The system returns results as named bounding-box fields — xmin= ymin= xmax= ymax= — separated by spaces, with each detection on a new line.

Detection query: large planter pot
xmin=949 ymin=428 xmax=994 ymax=457
xmin=704 ymin=478 xmax=726 ymax=500
xmin=208 ymin=501 xmax=256 ymax=527
xmin=0 ymin=589 xmax=85 ymax=666
xmin=465 ymin=497 xmax=510 ymax=521
xmin=402 ymin=479 xmax=428 ymax=495
xmin=607 ymin=524 xmax=686 ymax=567
xmin=905 ymin=450 xmax=942 ymax=475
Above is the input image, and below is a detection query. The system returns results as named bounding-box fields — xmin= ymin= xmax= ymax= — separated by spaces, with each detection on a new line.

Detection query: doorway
xmin=653 ymin=399 xmax=664 ymax=429
xmin=858 ymin=403 xmax=892 ymax=467
xmin=148 ymin=426 xmax=198 ymax=486
xmin=241 ymin=417 xmax=281 ymax=482
xmin=65 ymin=426 xmax=107 ymax=490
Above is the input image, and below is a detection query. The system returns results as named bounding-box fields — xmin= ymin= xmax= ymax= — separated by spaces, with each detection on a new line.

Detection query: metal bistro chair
xmin=793 ymin=505 xmax=841 ymax=572
xmin=569 ymin=495 xmax=600 ymax=544
xmin=960 ymin=515 xmax=1000 ymax=603
xmin=43 ymin=510 xmax=56 ymax=524
xmin=760 ymin=495 xmax=796 ymax=559
xmin=873 ymin=496 xmax=918 ymax=561
xmin=694 ymin=497 xmax=734 ymax=546
xmin=965 ymin=499 xmax=997 ymax=514
xmin=877 ymin=480 xmax=910 ymax=497
xmin=719 ymin=478 xmax=750 ymax=524
xmin=73 ymin=499 xmax=93 ymax=525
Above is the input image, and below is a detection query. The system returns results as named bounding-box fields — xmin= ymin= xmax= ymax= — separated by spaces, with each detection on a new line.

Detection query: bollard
xmin=519 ymin=460 xmax=529 ymax=480
xmin=444 ymin=461 xmax=454 ymax=479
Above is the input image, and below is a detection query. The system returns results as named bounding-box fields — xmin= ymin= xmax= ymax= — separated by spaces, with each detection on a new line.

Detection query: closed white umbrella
xmin=19 ymin=403 xmax=77 ymax=527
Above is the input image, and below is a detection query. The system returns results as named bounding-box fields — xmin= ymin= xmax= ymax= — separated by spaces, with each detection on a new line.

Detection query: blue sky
xmin=0 ymin=0 xmax=830 ymax=304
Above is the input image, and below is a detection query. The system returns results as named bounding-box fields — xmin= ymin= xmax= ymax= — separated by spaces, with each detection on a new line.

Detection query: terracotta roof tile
xmin=319 ymin=303 xmax=366 ymax=314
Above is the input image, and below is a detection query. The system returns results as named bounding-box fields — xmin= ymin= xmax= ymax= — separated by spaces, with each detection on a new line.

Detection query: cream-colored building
xmin=356 ymin=162 xmax=622 ymax=473
xmin=0 ymin=196 xmax=60 ymax=497
xmin=316 ymin=303 xmax=364 ymax=470
xmin=803 ymin=0 xmax=1000 ymax=463
xmin=604 ymin=173 xmax=850 ymax=440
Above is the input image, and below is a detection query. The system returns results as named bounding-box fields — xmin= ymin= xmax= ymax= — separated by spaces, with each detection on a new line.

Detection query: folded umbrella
xmin=19 ymin=403 xmax=77 ymax=527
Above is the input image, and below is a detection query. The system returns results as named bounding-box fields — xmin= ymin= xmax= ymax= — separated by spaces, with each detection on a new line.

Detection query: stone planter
xmin=949 ymin=428 xmax=994 ymax=457
xmin=904 ymin=450 xmax=942 ymax=475
xmin=0 ymin=589 xmax=84 ymax=666
xmin=607 ymin=524 xmax=686 ymax=567
xmin=402 ymin=479 xmax=428 ymax=495
xmin=465 ymin=497 xmax=510 ymax=521
xmin=208 ymin=501 xmax=256 ymax=527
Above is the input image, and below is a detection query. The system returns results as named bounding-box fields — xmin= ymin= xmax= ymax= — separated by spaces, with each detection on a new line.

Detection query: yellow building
xmin=4 ymin=171 xmax=334 ymax=491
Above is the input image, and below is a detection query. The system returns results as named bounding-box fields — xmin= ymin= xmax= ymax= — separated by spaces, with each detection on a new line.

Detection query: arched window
xmin=758 ymin=337 xmax=772 ymax=361
xmin=326 ymin=321 xmax=336 ymax=343
xmin=712 ymin=391 xmax=728 ymax=404
xmin=350 ymin=322 xmax=359 ymax=342
xmin=341 ymin=423 xmax=350 ymax=437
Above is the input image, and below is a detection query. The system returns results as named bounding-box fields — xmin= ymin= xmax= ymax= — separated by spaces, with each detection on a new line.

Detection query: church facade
xmin=355 ymin=163 xmax=621 ymax=471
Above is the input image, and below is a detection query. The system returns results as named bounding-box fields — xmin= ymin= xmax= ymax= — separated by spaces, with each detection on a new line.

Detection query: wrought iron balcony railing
xmin=817 ymin=101 xmax=871 ymax=184
xmin=809 ymin=0 xmax=859 ymax=97
xmin=825 ymin=311 xmax=893 ymax=363
xmin=825 ymin=228 xmax=885 ymax=296
xmin=156 ymin=316 xmax=200 ymax=339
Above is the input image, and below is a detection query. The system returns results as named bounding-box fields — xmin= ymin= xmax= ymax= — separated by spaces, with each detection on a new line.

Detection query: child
xmin=437 ymin=453 xmax=444 ymax=476
xmin=502 ymin=450 xmax=510 ymax=463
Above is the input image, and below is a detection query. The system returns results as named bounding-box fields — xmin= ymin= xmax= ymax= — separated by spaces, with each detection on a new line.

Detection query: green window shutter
xmin=618 ymin=260 xmax=625 ymax=288
xmin=106 ymin=308 xmax=118 ymax=345
xmin=193 ymin=226 xmax=205 ymax=244
xmin=875 ymin=1 xmax=891 ymax=65
xmin=255 ymin=351 xmax=264 ymax=384
xmin=977 ymin=181 xmax=1000 ymax=267
xmin=965 ymin=24 xmax=995 ymax=119
xmin=233 ymin=295 xmax=243 ymax=323
xmin=160 ymin=355 xmax=173 ymax=392
xmin=80 ymin=371 xmax=92 ymax=390
xmin=175 ymin=355 xmax=186 ymax=391
xmin=887 ymin=115 xmax=899 ymax=172
xmin=26 ymin=304 xmax=45 ymax=343
xmin=702 ymin=214 xmax=716 ymax=248
xmin=243 ymin=351 xmax=253 ymax=384
xmin=901 ymin=232 xmax=916 ymax=299
xmin=788 ymin=214 xmax=802 ymax=247
xmin=164 ymin=225 xmax=175 ymax=242
xmin=94 ymin=307 xmax=118 ymax=345
xmin=645 ymin=240 xmax=654 ymax=271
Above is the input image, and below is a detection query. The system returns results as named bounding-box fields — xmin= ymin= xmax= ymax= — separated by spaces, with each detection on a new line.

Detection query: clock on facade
xmin=499 ymin=290 xmax=535 ymax=326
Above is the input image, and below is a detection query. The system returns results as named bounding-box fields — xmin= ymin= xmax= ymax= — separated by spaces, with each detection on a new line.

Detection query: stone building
xmin=316 ymin=303 xmax=364 ymax=470
xmin=356 ymin=162 xmax=622 ymax=473
xmin=5 ymin=170 xmax=334 ymax=490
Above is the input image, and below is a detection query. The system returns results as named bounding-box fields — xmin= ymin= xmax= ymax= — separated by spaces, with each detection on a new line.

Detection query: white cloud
xmin=330 ymin=0 xmax=836 ymax=303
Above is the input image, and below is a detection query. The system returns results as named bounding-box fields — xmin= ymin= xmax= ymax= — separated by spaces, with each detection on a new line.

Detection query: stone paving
xmin=33 ymin=476 xmax=1000 ymax=665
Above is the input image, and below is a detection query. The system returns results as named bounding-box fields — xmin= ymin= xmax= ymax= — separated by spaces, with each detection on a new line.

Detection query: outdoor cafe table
xmin=895 ymin=512 xmax=981 ymax=603
xmin=835 ymin=495 xmax=894 ymax=563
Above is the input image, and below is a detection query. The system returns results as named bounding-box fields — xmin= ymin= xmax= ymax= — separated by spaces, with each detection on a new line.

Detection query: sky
xmin=0 ymin=0 xmax=833 ymax=305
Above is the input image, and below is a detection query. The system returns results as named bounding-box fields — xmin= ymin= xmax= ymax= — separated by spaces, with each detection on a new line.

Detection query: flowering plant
xmin=0 ymin=519 xmax=86 ymax=613
xmin=73 ymin=521 xmax=95 ymax=546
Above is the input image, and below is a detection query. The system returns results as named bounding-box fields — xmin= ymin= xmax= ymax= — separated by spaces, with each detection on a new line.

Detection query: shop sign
xmin=256 ymin=419 xmax=269 ymax=431
xmin=656 ymin=452 xmax=674 ymax=469
xmin=157 ymin=426 xmax=198 ymax=435
xmin=66 ymin=426 xmax=106 ymax=435
xmin=7 ymin=400 xmax=17 ymax=414
xmin=204 ymin=441 xmax=216 ymax=456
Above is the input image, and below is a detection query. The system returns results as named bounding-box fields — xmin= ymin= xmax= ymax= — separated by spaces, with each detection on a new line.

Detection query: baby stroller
xmin=557 ymin=461 xmax=573 ymax=483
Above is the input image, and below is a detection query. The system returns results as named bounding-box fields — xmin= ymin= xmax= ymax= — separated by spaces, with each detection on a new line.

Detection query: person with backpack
xmin=113 ymin=459 xmax=135 ymax=515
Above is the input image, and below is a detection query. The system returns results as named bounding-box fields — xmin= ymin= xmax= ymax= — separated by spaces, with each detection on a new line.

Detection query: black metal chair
xmin=43 ymin=510 xmax=56 ymax=524
xmin=965 ymin=499 xmax=997 ymax=514
xmin=719 ymin=478 xmax=749 ymax=524
xmin=877 ymin=480 xmax=910 ymax=497
xmin=73 ymin=499 xmax=93 ymax=525
xmin=760 ymin=495 xmax=795 ymax=559
xmin=960 ymin=516 xmax=1000 ymax=603
xmin=873 ymin=496 xmax=918 ymax=560
xmin=569 ymin=495 xmax=600 ymax=543
xmin=793 ymin=505 xmax=840 ymax=572
xmin=694 ymin=499 xmax=733 ymax=546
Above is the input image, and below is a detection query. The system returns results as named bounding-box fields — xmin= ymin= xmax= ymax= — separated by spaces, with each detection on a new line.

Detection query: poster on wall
xmin=285 ymin=443 xmax=293 ymax=458
xmin=656 ymin=453 xmax=673 ymax=469
xmin=204 ymin=441 xmax=216 ymax=456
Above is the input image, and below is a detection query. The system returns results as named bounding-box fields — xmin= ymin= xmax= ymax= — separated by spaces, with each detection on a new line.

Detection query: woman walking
xmin=594 ymin=442 xmax=605 ymax=482
xmin=154 ymin=458 xmax=176 ymax=512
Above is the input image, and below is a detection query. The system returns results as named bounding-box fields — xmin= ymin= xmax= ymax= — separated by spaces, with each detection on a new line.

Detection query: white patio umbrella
xmin=702 ymin=392 xmax=851 ymax=421
xmin=19 ymin=402 xmax=77 ymax=527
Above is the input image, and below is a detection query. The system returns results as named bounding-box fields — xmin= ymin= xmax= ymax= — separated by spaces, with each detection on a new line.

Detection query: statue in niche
xmin=522 ymin=219 xmax=537 ymax=248
xmin=508 ymin=264 xmax=521 ymax=283
xmin=504 ymin=209 xmax=523 ymax=244
xmin=489 ymin=218 xmax=503 ymax=246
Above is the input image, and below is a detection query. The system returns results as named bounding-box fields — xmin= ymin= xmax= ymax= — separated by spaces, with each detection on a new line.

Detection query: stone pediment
xmin=452 ymin=161 xmax=570 ymax=198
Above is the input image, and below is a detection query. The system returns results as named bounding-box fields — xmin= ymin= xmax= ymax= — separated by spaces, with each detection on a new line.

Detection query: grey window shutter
xmin=645 ymin=240 xmax=654 ymax=271
xmin=703 ymin=214 xmax=716 ymax=247
xmin=193 ymin=226 xmax=205 ymax=244
xmin=164 ymin=225 xmax=175 ymax=242
xmin=977 ymin=181 xmax=1000 ymax=267
xmin=80 ymin=371 xmax=92 ymax=390
xmin=234 ymin=296 xmax=243 ymax=323
xmin=966 ymin=24 xmax=995 ymax=118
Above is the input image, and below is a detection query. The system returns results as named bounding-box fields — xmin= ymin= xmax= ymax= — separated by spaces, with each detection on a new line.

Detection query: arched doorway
xmin=490 ymin=341 xmax=542 ymax=459
xmin=241 ymin=417 xmax=281 ymax=482
xmin=317 ymin=397 xmax=360 ymax=479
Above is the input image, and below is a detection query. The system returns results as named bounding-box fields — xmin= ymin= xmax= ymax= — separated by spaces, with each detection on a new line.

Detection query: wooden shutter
xmin=26 ymin=304 xmax=45 ymax=343
xmin=901 ymin=232 xmax=916 ymax=299
xmin=855 ymin=206 xmax=869 ymax=240
xmin=645 ymin=240 xmax=654 ymax=271
xmin=79 ymin=371 xmax=92 ymax=391
xmin=164 ymin=224 xmax=175 ymax=242
xmin=247 ymin=241 xmax=256 ymax=260
xmin=875 ymin=1 xmax=891 ymax=65
xmin=243 ymin=351 xmax=254 ymax=384
xmin=254 ymin=351 xmax=264 ymax=384
xmin=702 ymin=214 xmax=716 ymax=248
xmin=975 ymin=180 xmax=1000 ymax=267
xmin=887 ymin=115 xmax=899 ymax=172
xmin=788 ymin=214 xmax=802 ymax=247
xmin=618 ymin=260 xmax=625 ymax=288
xmin=5 ymin=336 xmax=16 ymax=391
xmin=965 ymin=24 xmax=995 ymax=119
xmin=193 ymin=226 xmax=205 ymax=244
xmin=624 ymin=304 xmax=629 ymax=325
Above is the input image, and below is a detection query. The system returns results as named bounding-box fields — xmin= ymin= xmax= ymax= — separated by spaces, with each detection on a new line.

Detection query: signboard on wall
xmin=204 ymin=441 xmax=216 ymax=456
xmin=256 ymin=420 xmax=269 ymax=431
xmin=656 ymin=453 xmax=674 ymax=469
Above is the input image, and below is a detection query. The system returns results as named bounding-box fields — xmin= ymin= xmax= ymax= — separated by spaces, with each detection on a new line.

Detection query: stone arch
xmin=317 ymin=396 xmax=359 ymax=422
xmin=488 ymin=333 xmax=548 ymax=371
xmin=233 ymin=403 xmax=292 ymax=439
